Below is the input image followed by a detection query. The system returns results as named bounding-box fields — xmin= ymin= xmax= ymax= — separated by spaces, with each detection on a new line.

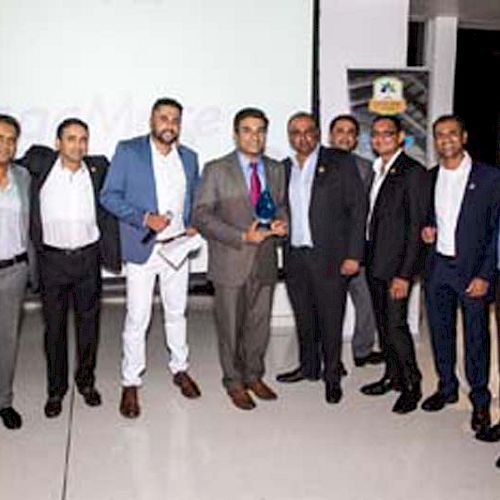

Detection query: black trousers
xmin=366 ymin=274 xmax=421 ymax=388
xmin=285 ymin=248 xmax=348 ymax=384
xmin=38 ymin=243 xmax=101 ymax=398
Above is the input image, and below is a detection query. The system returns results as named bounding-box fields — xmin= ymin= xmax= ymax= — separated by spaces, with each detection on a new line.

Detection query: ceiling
xmin=410 ymin=0 xmax=500 ymax=28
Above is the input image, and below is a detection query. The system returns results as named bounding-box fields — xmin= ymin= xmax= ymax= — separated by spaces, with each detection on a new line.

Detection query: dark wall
xmin=454 ymin=29 xmax=500 ymax=165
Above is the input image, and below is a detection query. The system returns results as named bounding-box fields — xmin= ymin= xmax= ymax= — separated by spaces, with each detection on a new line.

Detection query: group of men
xmin=1 ymin=98 xmax=500 ymax=466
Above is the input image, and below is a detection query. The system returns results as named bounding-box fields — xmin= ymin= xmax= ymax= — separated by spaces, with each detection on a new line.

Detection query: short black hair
xmin=56 ymin=118 xmax=89 ymax=139
xmin=432 ymin=114 xmax=466 ymax=136
xmin=329 ymin=114 xmax=359 ymax=135
xmin=151 ymin=98 xmax=183 ymax=115
xmin=372 ymin=115 xmax=403 ymax=133
xmin=233 ymin=107 xmax=269 ymax=132
xmin=0 ymin=114 xmax=21 ymax=138
xmin=287 ymin=111 xmax=319 ymax=130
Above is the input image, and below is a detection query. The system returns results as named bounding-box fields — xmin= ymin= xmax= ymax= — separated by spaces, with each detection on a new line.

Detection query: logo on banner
xmin=368 ymin=76 xmax=407 ymax=115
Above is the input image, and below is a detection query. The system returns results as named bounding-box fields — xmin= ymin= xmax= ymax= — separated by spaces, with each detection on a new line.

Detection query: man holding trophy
xmin=193 ymin=108 xmax=287 ymax=411
xmin=101 ymin=98 xmax=201 ymax=418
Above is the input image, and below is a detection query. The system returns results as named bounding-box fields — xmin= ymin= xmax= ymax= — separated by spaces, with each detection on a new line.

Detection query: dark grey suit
xmin=193 ymin=151 xmax=286 ymax=390
xmin=348 ymin=154 xmax=378 ymax=358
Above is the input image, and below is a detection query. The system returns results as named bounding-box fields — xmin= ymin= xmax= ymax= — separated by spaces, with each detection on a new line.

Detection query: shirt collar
xmin=373 ymin=148 xmax=402 ymax=175
xmin=237 ymin=150 xmax=263 ymax=169
xmin=56 ymin=156 xmax=85 ymax=173
xmin=0 ymin=164 xmax=14 ymax=192
xmin=150 ymin=136 xmax=178 ymax=158
xmin=291 ymin=145 xmax=320 ymax=170
xmin=438 ymin=151 xmax=472 ymax=174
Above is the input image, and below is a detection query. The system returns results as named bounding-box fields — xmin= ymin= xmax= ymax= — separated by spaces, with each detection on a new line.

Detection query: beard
xmin=152 ymin=127 xmax=178 ymax=146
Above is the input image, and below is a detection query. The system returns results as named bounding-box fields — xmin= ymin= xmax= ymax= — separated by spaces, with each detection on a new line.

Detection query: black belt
xmin=42 ymin=241 xmax=98 ymax=256
xmin=0 ymin=252 xmax=28 ymax=270
xmin=290 ymin=246 xmax=313 ymax=252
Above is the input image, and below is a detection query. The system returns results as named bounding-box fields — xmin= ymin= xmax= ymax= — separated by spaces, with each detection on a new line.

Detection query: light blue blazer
xmin=100 ymin=135 xmax=199 ymax=264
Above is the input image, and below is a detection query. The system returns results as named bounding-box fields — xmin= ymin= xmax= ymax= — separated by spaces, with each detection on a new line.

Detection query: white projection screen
xmin=0 ymin=0 xmax=313 ymax=273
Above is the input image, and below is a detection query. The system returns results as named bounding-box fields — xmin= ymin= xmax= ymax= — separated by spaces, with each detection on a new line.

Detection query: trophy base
xmin=257 ymin=220 xmax=272 ymax=230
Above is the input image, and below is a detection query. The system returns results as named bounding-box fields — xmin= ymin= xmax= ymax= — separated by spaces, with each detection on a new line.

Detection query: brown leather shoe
xmin=119 ymin=386 xmax=140 ymax=418
xmin=173 ymin=372 xmax=201 ymax=399
xmin=228 ymin=386 xmax=256 ymax=410
xmin=247 ymin=380 xmax=278 ymax=400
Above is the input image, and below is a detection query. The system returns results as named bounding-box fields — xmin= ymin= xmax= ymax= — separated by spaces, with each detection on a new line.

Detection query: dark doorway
xmin=454 ymin=28 xmax=500 ymax=165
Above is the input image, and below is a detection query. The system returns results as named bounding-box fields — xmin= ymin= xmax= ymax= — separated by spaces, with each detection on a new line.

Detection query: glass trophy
xmin=255 ymin=189 xmax=277 ymax=230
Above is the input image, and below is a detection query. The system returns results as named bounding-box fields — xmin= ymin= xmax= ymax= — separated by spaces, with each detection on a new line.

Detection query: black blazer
xmin=19 ymin=145 xmax=121 ymax=274
xmin=367 ymin=151 xmax=430 ymax=281
xmin=425 ymin=161 xmax=500 ymax=289
xmin=283 ymin=146 xmax=366 ymax=267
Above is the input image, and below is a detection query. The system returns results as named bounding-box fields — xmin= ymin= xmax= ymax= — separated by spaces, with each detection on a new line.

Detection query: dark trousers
xmin=38 ymin=243 xmax=101 ymax=398
xmin=285 ymin=248 xmax=348 ymax=384
xmin=495 ymin=271 xmax=500 ymax=401
xmin=425 ymin=255 xmax=491 ymax=410
xmin=213 ymin=264 xmax=274 ymax=391
xmin=367 ymin=273 xmax=421 ymax=388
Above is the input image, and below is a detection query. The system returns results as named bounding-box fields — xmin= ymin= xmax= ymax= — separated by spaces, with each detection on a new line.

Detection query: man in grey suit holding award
xmin=193 ymin=108 xmax=287 ymax=410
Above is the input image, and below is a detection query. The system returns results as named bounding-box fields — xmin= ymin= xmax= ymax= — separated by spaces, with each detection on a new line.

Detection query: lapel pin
xmin=389 ymin=168 xmax=396 ymax=174
xmin=468 ymin=183 xmax=476 ymax=190
xmin=318 ymin=165 xmax=326 ymax=174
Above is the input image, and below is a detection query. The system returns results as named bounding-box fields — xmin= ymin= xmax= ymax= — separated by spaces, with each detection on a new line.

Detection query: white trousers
xmin=122 ymin=248 xmax=189 ymax=387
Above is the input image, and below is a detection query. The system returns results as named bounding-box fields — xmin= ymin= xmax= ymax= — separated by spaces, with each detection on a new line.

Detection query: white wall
xmin=319 ymin=0 xmax=409 ymax=140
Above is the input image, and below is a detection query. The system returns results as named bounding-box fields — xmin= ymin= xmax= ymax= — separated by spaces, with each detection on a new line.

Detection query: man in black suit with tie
xmin=275 ymin=112 xmax=365 ymax=403
xmin=329 ymin=114 xmax=383 ymax=368
xmin=360 ymin=115 xmax=429 ymax=414
xmin=20 ymin=118 xmax=121 ymax=418
xmin=421 ymin=115 xmax=500 ymax=435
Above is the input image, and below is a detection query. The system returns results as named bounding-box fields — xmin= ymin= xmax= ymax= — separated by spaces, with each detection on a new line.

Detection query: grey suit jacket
xmin=193 ymin=151 xmax=286 ymax=287
xmin=353 ymin=153 xmax=373 ymax=194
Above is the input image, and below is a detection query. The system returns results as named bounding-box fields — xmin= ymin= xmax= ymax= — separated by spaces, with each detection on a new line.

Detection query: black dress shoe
xmin=421 ymin=391 xmax=459 ymax=412
xmin=496 ymin=455 xmax=500 ymax=469
xmin=476 ymin=422 xmax=500 ymax=443
xmin=471 ymin=408 xmax=491 ymax=433
xmin=44 ymin=397 xmax=63 ymax=418
xmin=276 ymin=367 xmax=319 ymax=383
xmin=360 ymin=377 xmax=397 ymax=396
xmin=325 ymin=382 xmax=342 ymax=404
xmin=0 ymin=407 xmax=22 ymax=429
xmin=392 ymin=384 xmax=422 ymax=414
xmin=354 ymin=351 xmax=384 ymax=367
xmin=79 ymin=387 xmax=102 ymax=407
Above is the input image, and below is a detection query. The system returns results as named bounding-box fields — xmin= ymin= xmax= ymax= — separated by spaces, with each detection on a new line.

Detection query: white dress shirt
xmin=0 ymin=166 xmax=28 ymax=259
xmin=435 ymin=152 xmax=472 ymax=257
xmin=40 ymin=158 xmax=100 ymax=249
xmin=366 ymin=149 xmax=402 ymax=240
xmin=150 ymin=139 xmax=186 ymax=240
xmin=288 ymin=146 xmax=319 ymax=247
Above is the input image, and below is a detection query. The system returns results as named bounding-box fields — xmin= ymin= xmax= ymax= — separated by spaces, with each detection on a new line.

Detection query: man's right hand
xmin=421 ymin=226 xmax=437 ymax=244
xmin=242 ymin=220 xmax=272 ymax=244
xmin=145 ymin=213 xmax=171 ymax=233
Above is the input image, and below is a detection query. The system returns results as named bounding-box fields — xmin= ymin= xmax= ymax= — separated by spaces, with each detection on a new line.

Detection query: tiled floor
xmin=1 ymin=297 xmax=500 ymax=500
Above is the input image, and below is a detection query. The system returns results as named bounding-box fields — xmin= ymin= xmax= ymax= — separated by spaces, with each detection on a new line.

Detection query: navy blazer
xmin=425 ymin=161 xmax=500 ymax=289
xmin=100 ymin=135 xmax=199 ymax=264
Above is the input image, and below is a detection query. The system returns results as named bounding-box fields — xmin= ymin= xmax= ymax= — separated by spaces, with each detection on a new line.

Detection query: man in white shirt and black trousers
xmin=20 ymin=118 xmax=121 ymax=418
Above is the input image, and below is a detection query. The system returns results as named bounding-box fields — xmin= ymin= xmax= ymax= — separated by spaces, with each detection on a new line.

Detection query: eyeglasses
xmin=370 ymin=130 xmax=397 ymax=138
